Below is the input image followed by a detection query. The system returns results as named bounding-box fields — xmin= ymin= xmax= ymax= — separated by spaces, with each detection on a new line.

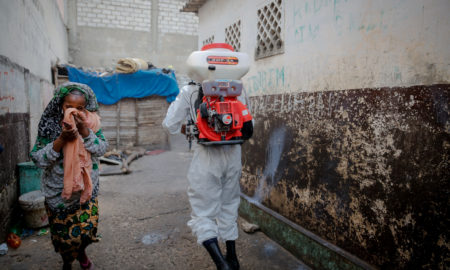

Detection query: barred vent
xmin=255 ymin=0 xmax=284 ymax=59
xmin=202 ymin=35 xmax=215 ymax=47
xmin=225 ymin=20 xmax=241 ymax=52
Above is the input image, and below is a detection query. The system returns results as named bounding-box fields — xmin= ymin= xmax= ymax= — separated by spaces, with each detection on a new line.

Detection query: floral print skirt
xmin=45 ymin=198 xmax=99 ymax=262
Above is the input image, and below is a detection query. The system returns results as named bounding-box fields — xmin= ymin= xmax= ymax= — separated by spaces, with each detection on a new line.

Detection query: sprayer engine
xmin=196 ymin=80 xmax=252 ymax=145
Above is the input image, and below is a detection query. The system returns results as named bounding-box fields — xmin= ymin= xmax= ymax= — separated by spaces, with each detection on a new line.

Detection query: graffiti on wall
xmin=249 ymin=91 xmax=344 ymax=119
xmin=292 ymin=0 xmax=388 ymax=43
xmin=244 ymin=66 xmax=285 ymax=94
xmin=0 ymin=68 xmax=16 ymax=114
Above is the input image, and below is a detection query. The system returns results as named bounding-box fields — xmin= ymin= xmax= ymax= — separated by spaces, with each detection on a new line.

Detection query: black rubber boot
xmin=225 ymin=240 xmax=240 ymax=270
xmin=203 ymin=238 xmax=232 ymax=270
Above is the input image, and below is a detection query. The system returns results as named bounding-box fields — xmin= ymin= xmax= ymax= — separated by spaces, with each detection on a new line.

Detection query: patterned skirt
xmin=45 ymin=198 xmax=99 ymax=262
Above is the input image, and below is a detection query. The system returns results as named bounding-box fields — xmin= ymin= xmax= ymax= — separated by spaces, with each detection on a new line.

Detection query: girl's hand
xmin=60 ymin=123 xmax=78 ymax=142
xmin=74 ymin=110 xmax=89 ymax=138
xmin=53 ymin=123 xmax=77 ymax=152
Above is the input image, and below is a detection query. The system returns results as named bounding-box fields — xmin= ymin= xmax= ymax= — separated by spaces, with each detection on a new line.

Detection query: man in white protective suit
xmin=162 ymin=81 xmax=253 ymax=270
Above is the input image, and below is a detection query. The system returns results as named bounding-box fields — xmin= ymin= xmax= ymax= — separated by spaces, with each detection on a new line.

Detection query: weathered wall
xmin=0 ymin=57 xmax=61 ymax=240
xmin=0 ymin=0 xmax=68 ymax=240
xmin=241 ymin=85 xmax=449 ymax=269
xmin=0 ymin=112 xmax=29 ymax=241
xmin=196 ymin=0 xmax=450 ymax=269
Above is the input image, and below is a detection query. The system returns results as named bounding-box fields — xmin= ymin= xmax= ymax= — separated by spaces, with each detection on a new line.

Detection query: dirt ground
xmin=0 ymin=134 xmax=310 ymax=270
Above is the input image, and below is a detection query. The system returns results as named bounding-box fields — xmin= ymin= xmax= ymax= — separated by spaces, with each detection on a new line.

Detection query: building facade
xmin=185 ymin=0 xmax=450 ymax=268
xmin=69 ymin=0 xmax=199 ymax=86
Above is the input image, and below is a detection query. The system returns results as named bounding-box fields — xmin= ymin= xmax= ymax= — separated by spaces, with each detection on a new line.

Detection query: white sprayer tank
xmin=186 ymin=43 xmax=250 ymax=82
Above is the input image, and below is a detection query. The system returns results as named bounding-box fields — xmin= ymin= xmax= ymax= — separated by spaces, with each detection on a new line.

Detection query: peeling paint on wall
xmin=241 ymin=84 xmax=450 ymax=269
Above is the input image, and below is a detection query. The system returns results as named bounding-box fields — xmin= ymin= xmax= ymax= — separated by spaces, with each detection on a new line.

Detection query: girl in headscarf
xmin=31 ymin=82 xmax=108 ymax=270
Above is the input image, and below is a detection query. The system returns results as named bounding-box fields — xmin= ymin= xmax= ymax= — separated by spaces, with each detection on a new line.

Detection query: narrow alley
xmin=1 ymin=1 xmax=449 ymax=269
xmin=0 ymin=134 xmax=310 ymax=270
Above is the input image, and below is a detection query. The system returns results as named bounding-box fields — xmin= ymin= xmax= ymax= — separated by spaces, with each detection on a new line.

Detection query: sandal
xmin=80 ymin=258 xmax=94 ymax=270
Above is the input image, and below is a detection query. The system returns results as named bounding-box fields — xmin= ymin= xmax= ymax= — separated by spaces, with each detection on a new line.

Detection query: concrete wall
xmin=71 ymin=0 xmax=198 ymax=81
xmin=197 ymin=0 xmax=449 ymax=269
xmin=0 ymin=1 xmax=68 ymax=240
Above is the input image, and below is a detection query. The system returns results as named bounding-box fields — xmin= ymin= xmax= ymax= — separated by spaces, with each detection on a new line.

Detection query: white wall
xmin=0 ymin=0 xmax=69 ymax=82
xmin=0 ymin=0 xmax=69 ymax=146
xmin=197 ymin=0 xmax=450 ymax=96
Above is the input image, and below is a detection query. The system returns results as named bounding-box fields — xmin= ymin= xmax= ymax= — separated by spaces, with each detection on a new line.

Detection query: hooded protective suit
xmin=162 ymin=84 xmax=243 ymax=244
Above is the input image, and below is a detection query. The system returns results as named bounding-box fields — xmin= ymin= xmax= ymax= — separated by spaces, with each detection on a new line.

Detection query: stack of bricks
xmin=77 ymin=0 xmax=198 ymax=36
xmin=77 ymin=0 xmax=152 ymax=32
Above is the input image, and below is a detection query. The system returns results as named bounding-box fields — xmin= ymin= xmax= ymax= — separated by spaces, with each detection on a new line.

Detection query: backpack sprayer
xmin=185 ymin=43 xmax=253 ymax=147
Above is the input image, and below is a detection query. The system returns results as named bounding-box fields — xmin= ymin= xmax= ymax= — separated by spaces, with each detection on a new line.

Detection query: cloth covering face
xmin=162 ymin=84 xmax=243 ymax=243
xmin=62 ymin=108 xmax=101 ymax=204
xmin=36 ymin=82 xmax=99 ymax=142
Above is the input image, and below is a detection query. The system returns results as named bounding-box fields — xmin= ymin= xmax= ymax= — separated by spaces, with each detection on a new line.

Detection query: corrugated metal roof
xmin=180 ymin=0 xmax=208 ymax=13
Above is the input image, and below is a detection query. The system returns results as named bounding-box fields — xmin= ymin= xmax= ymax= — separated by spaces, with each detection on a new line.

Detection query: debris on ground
xmin=145 ymin=149 xmax=166 ymax=156
xmin=0 ymin=243 xmax=8 ymax=255
xmin=99 ymin=156 xmax=122 ymax=165
xmin=104 ymin=149 xmax=123 ymax=160
xmin=37 ymin=228 xmax=48 ymax=236
xmin=20 ymin=229 xmax=34 ymax=238
xmin=240 ymin=219 xmax=260 ymax=233
xmin=100 ymin=148 xmax=147 ymax=176
xmin=7 ymin=233 xmax=21 ymax=249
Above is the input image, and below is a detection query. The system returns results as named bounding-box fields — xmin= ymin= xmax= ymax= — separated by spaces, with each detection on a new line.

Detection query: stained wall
xmin=196 ymin=0 xmax=450 ymax=268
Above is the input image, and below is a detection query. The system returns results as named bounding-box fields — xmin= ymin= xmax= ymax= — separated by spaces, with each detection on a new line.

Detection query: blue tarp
xmin=66 ymin=66 xmax=180 ymax=105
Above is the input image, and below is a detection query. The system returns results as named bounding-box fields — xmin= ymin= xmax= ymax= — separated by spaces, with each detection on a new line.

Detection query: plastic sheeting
xmin=66 ymin=66 xmax=180 ymax=105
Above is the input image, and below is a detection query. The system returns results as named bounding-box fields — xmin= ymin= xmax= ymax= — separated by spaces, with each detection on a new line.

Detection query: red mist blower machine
xmin=186 ymin=43 xmax=253 ymax=146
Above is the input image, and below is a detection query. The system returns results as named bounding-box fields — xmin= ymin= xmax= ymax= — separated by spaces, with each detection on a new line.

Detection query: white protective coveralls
xmin=162 ymin=84 xmax=243 ymax=244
